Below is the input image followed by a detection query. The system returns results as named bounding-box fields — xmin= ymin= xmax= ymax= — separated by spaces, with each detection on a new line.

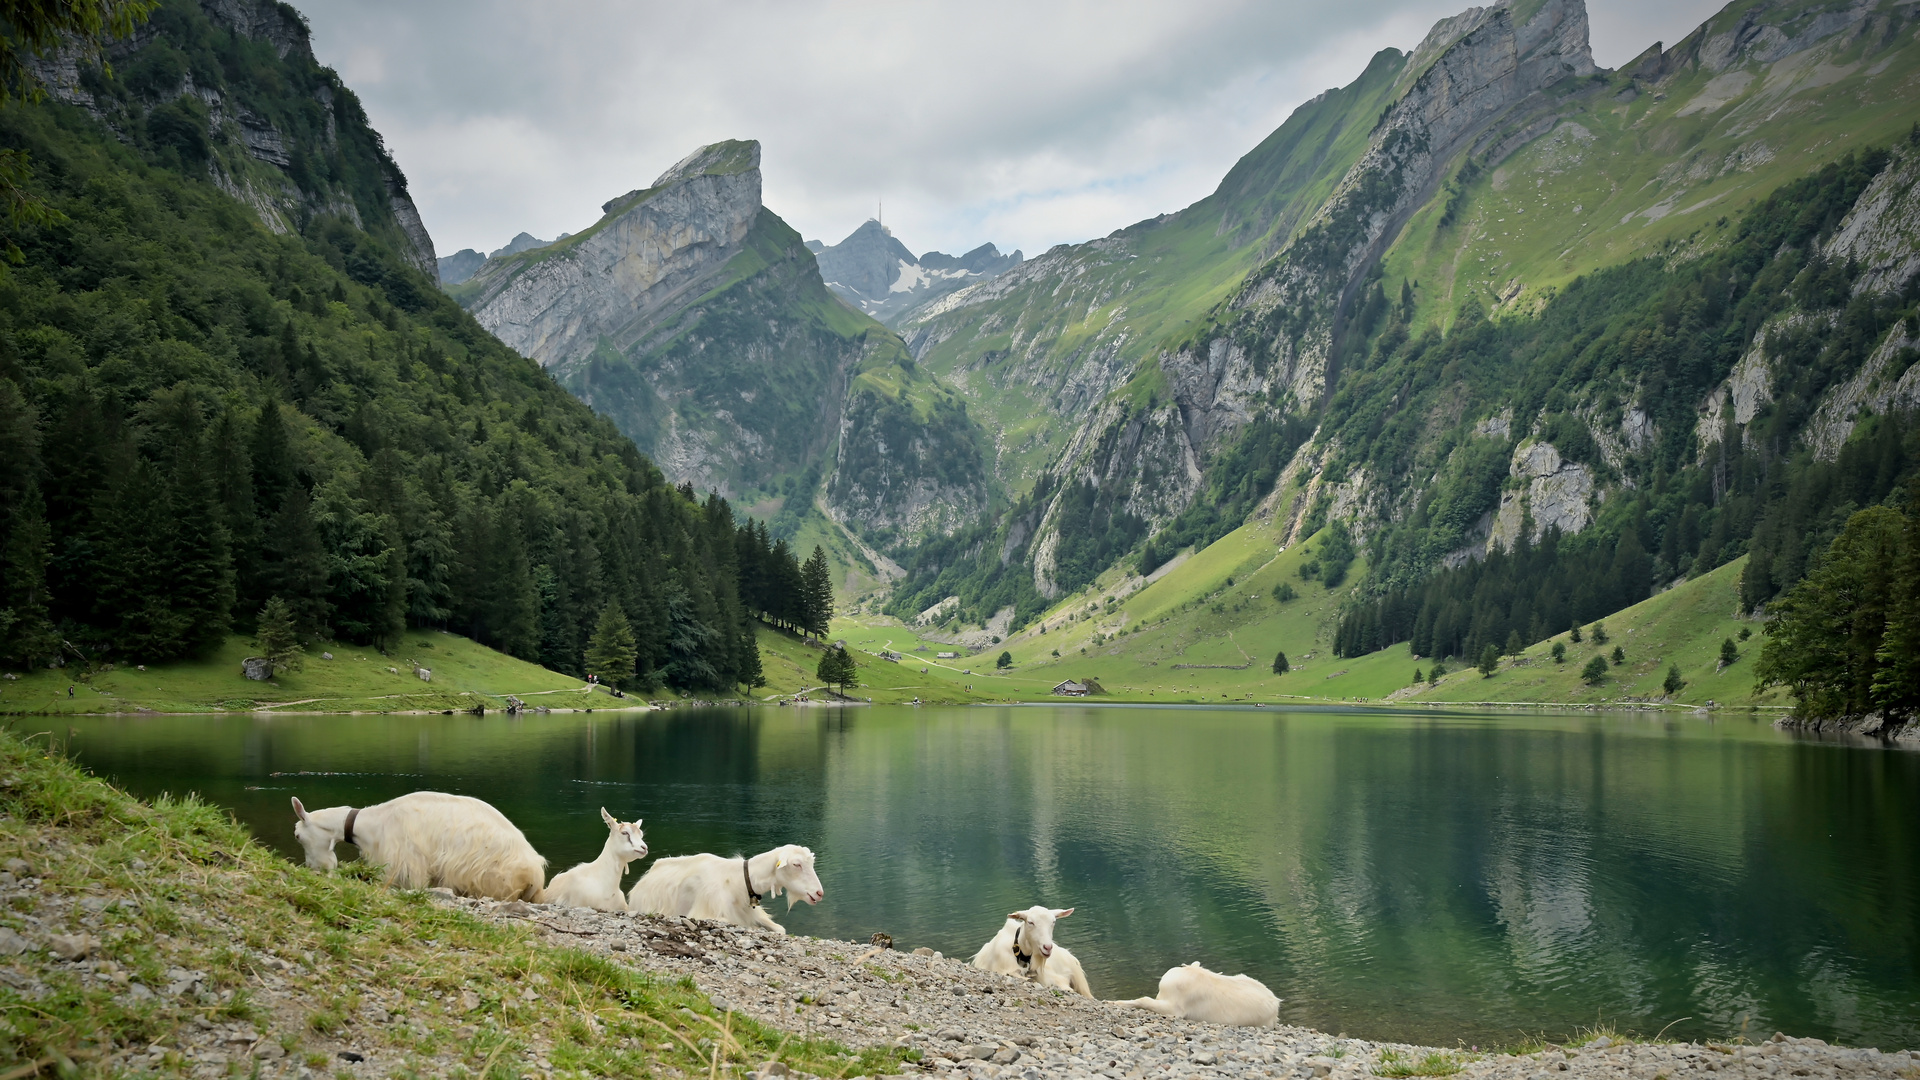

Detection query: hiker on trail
xmin=67 ymin=685 xmax=74 ymax=697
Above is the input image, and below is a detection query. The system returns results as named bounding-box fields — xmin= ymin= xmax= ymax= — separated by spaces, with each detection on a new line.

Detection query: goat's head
xmin=290 ymin=796 xmax=341 ymax=872
xmin=769 ymin=844 xmax=823 ymax=908
xmin=1007 ymin=905 xmax=1074 ymax=961
xmin=600 ymin=807 xmax=648 ymax=863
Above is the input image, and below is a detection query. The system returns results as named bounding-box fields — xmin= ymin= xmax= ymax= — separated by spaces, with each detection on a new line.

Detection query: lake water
xmin=38 ymin=705 xmax=1920 ymax=1050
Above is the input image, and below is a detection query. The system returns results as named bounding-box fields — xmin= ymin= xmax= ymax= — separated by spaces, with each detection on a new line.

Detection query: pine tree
xmin=1582 ymin=655 xmax=1609 ymax=685
xmin=736 ymin=610 xmax=765 ymax=690
xmin=800 ymin=545 xmax=833 ymax=639
xmin=1478 ymin=643 xmax=1500 ymax=677
xmin=1611 ymin=645 xmax=1625 ymax=666
xmin=1664 ymin=665 xmax=1685 ymax=696
xmin=1 ymin=487 xmax=58 ymax=669
xmin=1272 ymin=650 xmax=1289 ymax=675
xmin=584 ymin=600 xmax=638 ymax=688
xmin=816 ymin=643 xmax=856 ymax=694
xmin=256 ymin=596 xmax=302 ymax=675
xmin=1872 ymin=487 xmax=1920 ymax=719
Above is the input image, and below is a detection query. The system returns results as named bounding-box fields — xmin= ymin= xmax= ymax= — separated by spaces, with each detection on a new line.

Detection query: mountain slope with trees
xmin=0 ymin=0 xmax=823 ymax=693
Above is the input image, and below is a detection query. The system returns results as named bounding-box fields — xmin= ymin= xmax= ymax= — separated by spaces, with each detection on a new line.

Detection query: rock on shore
xmin=447 ymin=895 xmax=1920 ymax=1080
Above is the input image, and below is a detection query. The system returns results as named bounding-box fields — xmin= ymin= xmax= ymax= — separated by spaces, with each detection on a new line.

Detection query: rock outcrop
xmin=464 ymin=140 xmax=764 ymax=368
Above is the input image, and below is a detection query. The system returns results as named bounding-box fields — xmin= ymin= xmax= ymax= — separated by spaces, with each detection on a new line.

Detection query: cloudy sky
xmin=299 ymin=0 xmax=1727 ymax=263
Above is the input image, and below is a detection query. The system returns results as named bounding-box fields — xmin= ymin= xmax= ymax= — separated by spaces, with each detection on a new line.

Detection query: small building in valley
xmin=1052 ymin=680 xmax=1088 ymax=697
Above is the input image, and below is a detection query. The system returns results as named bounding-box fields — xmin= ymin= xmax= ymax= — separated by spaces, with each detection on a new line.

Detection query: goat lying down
xmin=290 ymin=792 xmax=546 ymax=901
xmin=1115 ymin=962 xmax=1279 ymax=1026
xmin=544 ymin=809 xmax=647 ymax=913
xmin=626 ymin=845 xmax=823 ymax=933
xmin=972 ymin=906 xmax=1093 ymax=998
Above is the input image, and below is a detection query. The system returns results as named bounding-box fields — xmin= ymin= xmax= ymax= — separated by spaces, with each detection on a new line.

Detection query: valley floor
xmin=827 ymin=517 xmax=1793 ymax=714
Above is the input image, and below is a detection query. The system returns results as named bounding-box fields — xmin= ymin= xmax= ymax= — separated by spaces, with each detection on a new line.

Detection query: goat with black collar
xmin=971 ymin=905 xmax=1093 ymax=997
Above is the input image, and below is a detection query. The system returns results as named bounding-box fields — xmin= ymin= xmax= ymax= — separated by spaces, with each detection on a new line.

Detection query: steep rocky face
xmin=27 ymin=0 xmax=440 ymax=279
xmin=464 ymin=140 xmax=764 ymax=367
xmin=1010 ymin=0 xmax=1594 ymax=599
xmin=811 ymin=220 xmax=1021 ymax=326
xmin=460 ymin=140 xmax=994 ymax=543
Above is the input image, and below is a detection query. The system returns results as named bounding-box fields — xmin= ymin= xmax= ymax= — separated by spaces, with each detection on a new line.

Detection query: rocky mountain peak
xmin=811 ymin=220 xmax=1021 ymax=327
xmin=654 ymin=138 xmax=761 ymax=187
xmin=463 ymin=140 xmax=765 ymax=368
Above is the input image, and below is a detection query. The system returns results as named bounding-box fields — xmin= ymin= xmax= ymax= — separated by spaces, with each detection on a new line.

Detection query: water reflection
xmin=46 ymin=705 xmax=1920 ymax=1050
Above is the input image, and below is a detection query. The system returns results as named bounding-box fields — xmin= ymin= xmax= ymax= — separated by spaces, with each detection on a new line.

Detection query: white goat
xmin=1115 ymin=962 xmax=1280 ymax=1026
xmin=971 ymin=906 xmax=1093 ymax=998
xmin=626 ymin=844 xmax=823 ymax=933
xmin=290 ymin=792 xmax=546 ymax=901
xmin=543 ymin=809 xmax=648 ymax=913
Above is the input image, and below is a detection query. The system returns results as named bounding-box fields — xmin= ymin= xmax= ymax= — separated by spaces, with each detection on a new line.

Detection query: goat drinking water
xmin=290 ymin=792 xmax=546 ymax=901
xmin=543 ymin=809 xmax=647 ymax=912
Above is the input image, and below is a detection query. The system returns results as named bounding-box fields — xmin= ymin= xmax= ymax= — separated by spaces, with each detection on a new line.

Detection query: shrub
xmin=1581 ymin=655 xmax=1609 ymax=685
xmin=1550 ymin=641 xmax=1567 ymax=663
xmin=995 ymin=651 xmax=1012 ymax=669
xmin=1272 ymin=582 xmax=1297 ymax=603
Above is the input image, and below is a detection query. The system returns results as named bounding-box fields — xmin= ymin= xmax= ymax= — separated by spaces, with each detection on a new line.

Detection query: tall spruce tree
xmin=585 ymin=600 xmax=638 ymax=689
xmin=255 ymin=596 xmax=302 ymax=676
xmin=800 ymin=545 xmax=833 ymax=639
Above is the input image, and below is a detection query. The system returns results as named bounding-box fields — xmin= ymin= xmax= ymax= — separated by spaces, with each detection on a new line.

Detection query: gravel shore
xmin=451 ymin=896 xmax=1920 ymax=1080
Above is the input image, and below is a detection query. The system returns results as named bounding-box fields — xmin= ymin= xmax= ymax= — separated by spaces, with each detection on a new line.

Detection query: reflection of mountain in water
xmin=807 ymin=220 xmax=1020 ymax=327
xmin=58 ymin=708 xmax=1920 ymax=1050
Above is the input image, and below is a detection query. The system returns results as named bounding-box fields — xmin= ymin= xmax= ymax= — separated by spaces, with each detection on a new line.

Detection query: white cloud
xmin=296 ymin=0 xmax=1726 ymax=260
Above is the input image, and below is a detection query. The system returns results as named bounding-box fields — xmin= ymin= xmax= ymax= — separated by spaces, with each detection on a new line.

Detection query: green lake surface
xmin=39 ymin=704 xmax=1920 ymax=1050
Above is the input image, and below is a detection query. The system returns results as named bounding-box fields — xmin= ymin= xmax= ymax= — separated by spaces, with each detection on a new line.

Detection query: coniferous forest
xmin=0 ymin=2 xmax=837 ymax=692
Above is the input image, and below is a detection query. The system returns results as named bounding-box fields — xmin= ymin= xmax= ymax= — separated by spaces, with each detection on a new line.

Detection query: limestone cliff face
xmin=461 ymin=140 xmax=993 ymax=542
xmin=466 ymin=141 xmax=763 ymax=368
xmin=1008 ymin=0 xmax=1595 ymax=598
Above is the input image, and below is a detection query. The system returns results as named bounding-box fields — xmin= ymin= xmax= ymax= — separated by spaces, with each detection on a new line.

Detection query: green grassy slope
xmin=0 ymin=633 xmax=594 ymax=715
xmin=898 ymin=49 xmax=1410 ymax=496
xmin=837 ymin=514 xmax=1781 ymax=708
xmin=1388 ymin=0 xmax=1920 ymax=329
xmin=1339 ymin=558 xmax=1785 ymax=707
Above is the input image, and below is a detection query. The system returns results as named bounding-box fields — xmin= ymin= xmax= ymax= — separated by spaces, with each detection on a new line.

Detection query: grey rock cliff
xmin=464 ymin=140 xmax=764 ymax=370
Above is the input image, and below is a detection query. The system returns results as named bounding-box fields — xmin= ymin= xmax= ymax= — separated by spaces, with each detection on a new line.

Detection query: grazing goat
xmin=1115 ymin=962 xmax=1279 ymax=1026
xmin=290 ymin=792 xmax=546 ymax=901
xmin=971 ymin=906 xmax=1093 ymax=998
xmin=543 ymin=809 xmax=648 ymax=913
xmin=626 ymin=844 xmax=823 ymax=933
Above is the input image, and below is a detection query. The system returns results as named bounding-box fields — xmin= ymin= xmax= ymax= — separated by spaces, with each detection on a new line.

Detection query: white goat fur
xmin=971 ymin=906 xmax=1093 ymax=998
xmin=1116 ymin=962 xmax=1280 ymax=1026
xmin=626 ymin=845 xmax=823 ymax=933
xmin=290 ymin=792 xmax=546 ymax=901
xmin=543 ymin=809 xmax=648 ymax=913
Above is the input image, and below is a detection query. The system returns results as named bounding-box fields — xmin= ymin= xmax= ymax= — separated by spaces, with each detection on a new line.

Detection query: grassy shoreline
xmin=0 ymin=727 xmax=909 ymax=1078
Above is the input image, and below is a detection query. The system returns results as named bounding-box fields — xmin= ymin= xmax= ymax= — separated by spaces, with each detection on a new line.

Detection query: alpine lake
xmin=41 ymin=704 xmax=1920 ymax=1051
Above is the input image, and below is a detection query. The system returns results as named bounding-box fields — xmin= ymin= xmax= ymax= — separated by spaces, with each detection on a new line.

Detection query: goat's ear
xmin=291 ymin=797 xmax=308 ymax=822
xmin=1008 ymin=911 xmax=1027 ymax=922
xmin=1053 ymin=907 xmax=1074 ymax=919
xmin=601 ymin=807 xmax=617 ymax=828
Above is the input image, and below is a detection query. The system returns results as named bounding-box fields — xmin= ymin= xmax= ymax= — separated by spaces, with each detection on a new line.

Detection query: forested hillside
xmin=0 ymin=0 xmax=816 ymax=692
